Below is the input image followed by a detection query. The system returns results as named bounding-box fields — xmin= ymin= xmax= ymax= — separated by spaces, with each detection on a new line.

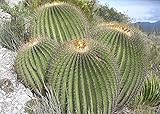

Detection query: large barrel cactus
xmin=93 ymin=22 xmax=146 ymax=108
xmin=15 ymin=38 xmax=58 ymax=92
xmin=48 ymin=39 xmax=119 ymax=114
xmin=32 ymin=1 xmax=88 ymax=43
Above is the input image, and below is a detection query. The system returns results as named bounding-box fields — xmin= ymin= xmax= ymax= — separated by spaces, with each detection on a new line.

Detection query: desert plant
xmin=32 ymin=2 xmax=89 ymax=43
xmin=130 ymin=73 xmax=160 ymax=114
xmin=25 ymin=87 xmax=63 ymax=114
xmin=15 ymin=38 xmax=58 ymax=92
xmin=47 ymin=39 xmax=119 ymax=114
xmin=93 ymin=22 xmax=146 ymax=109
xmin=0 ymin=22 xmax=23 ymax=51
xmin=0 ymin=2 xmax=32 ymax=51
xmin=97 ymin=4 xmax=130 ymax=23
xmin=145 ymin=38 xmax=160 ymax=78
xmin=131 ymin=106 xmax=157 ymax=114
xmin=134 ymin=75 xmax=160 ymax=107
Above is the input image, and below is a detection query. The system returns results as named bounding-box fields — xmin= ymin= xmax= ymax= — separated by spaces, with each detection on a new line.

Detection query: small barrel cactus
xmin=135 ymin=75 xmax=160 ymax=107
xmin=15 ymin=38 xmax=58 ymax=92
xmin=93 ymin=22 xmax=146 ymax=109
xmin=47 ymin=39 xmax=119 ymax=114
xmin=131 ymin=74 xmax=160 ymax=114
xmin=32 ymin=2 xmax=88 ymax=43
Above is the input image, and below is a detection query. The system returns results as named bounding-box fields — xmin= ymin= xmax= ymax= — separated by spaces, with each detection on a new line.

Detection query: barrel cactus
xmin=47 ymin=39 xmax=119 ymax=114
xmin=135 ymin=75 xmax=160 ymax=107
xmin=32 ymin=1 xmax=88 ymax=43
xmin=93 ymin=22 xmax=146 ymax=108
xmin=15 ymin=38 xmax=58 ymax=92
xmin=131 ymin=74 xmax=160 ymax=114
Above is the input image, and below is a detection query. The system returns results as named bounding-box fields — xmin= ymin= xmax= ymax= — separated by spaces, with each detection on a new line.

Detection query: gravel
xmin=0 ymin=46 xmax=33 ymax=114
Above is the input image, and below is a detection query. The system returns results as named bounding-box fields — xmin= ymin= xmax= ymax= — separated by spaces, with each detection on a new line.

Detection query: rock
xmin=0 ymin=78 xmax=14 ymax=93
xmin=0 ymin=11 xmax=11 ymax=22
xmin=5 ymin=0 xmax=24 ymax=7
xmin=0 ymin=1 xmax=34 ymax=113
xmin=0 ymin=47 xmax=33 ymax=114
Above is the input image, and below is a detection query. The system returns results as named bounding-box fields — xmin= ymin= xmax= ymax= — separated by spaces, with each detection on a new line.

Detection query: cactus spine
xmin=32 ymin=2 xmax=88 ymax=43
xmin=15 ymin=38 xmax=58 ymax=92
xmin=94 ymin=22 xmax=146 ymax=108
xmin=48 ymin=39 xmax=118 ymax=114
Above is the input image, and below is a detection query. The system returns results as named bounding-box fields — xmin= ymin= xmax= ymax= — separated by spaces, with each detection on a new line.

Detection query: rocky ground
xmin=0 ymin=46 xmax=33 ymax=114
xmin=0 ymin=1 xmax=35 ymax=113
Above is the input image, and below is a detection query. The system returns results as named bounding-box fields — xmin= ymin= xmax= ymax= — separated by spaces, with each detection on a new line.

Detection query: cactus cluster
xmin=13 ymin=1 xmax=149 ymax=114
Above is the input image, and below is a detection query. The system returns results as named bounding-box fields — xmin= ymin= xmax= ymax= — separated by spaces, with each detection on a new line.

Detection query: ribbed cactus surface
xmin=137 ymin=75 xmax=160 ymax=107
xmin=32 ymin=2 xmax=88 ymax=43
xmin=26 ymin=0 xmax=92 ymax=7
xmin=94 ymin=22 xmax=146 ymax=108
xmin=48 ymin=39 xmax=118 ymax=114
xmin=15 ymin=38 xmax=58 ymax=92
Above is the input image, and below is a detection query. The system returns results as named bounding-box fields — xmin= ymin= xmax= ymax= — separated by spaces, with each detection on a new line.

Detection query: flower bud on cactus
xmin=48 ymin=39 xmax=119 ymax=114
xmin=15 ymin=38 xmax=58 ymax=92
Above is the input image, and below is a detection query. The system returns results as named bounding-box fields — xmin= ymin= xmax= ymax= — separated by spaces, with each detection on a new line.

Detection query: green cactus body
xmin=48 ymin=39 xmax=118 ymax=114
xmin=137 ymin=75 xmax=160 ymax=107
xmin=93 ymin=22 xmax=146 ymax=108
xmin=26 ymin=0 xmax=95 ymax=20
xmin=27 ymin=0 xmax=92 ymax=7
xmin=132 ymin=75 xmax=160 ymax=114
xmin=32 ymin=2 xmax=88 ymax=43
xmin=15 ymin=38 xmax=58 ymax=92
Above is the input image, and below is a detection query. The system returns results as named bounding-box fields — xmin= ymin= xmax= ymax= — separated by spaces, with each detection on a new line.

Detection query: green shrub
xmin=0 ymin=2 xmax=32 ymax=51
